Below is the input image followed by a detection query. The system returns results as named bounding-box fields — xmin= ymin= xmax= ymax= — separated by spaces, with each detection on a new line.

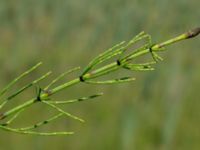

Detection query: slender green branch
xmin=48 ymin=93 xmax=103 ymax=104
xmin=5 ymin=109 xmax=25 ymax=126
xmin=42 ymin=101 xmax=85 ymax=123
xmin=0 ymin=62 xmax=42 ymax=97
xmin=0 ymin=125 xmax=74 ymax=135
xmin=85 ymin=77 xmax=136 ymax=84
xmin=18 ymin=113 xmax=63 ymax=131
xmin=0 ymin=28 xmax=199 ymax=135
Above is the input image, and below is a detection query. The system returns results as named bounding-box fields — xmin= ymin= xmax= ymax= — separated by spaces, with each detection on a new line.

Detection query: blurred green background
xmin=0 ymin=0 xmax=199 ymax=149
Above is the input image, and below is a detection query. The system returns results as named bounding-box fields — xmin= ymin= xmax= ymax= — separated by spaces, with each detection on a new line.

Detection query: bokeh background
xmin=0 ymin=0 xmax=199 ymax=150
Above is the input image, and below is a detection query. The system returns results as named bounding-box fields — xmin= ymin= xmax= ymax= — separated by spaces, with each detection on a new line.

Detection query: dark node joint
xmin=79 ymin=76 xmax=85 ymax=82
xmin=36 ymin=95 xmax=42 ymax=102
xmin=36 ymin=98 xmax=41 ymax=102
xmin=36 ymin=88 xmax=42 ymax=102
xmin=78 ymin=98 xmax=83 ymax=101
xmin=1 ymin=123 xmax=8 ymax=126
xmin=116 ymin=60 xmax=121 ymax=66
xmin=149 ymin=44 xmax=157 ymax=52
xmin=43 ymin=120 xmax=48 ymax=124
xmin=149 ymin=46 xmax=153 ymax=53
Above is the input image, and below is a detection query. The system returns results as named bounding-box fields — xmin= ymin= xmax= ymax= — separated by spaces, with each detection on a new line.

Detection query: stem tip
xmin=186 ymin=27 xmax=200 ymax=39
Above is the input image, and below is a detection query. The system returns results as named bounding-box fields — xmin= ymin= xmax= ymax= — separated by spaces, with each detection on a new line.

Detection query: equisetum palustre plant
xmin=0 ymin=28 xmax=199 ymax=136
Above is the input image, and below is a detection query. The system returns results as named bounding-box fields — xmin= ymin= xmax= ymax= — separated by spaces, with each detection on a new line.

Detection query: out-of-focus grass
xmin=0 ymin=0 xmax=199 ymax=149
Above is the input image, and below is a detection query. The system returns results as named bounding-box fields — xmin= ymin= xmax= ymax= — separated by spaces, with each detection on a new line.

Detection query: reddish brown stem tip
xmin=186 ymin=27 xmax=200 ymax=39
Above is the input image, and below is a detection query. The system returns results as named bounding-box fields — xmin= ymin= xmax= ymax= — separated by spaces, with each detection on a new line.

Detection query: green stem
xmin=152 ymin=27 xmax=200 ymax=50
xmin=2 ymin=98 xmax=36 ymax=119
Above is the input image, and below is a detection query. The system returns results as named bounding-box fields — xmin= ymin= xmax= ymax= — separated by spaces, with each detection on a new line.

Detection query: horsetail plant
xmin=0 ymin=28 xmax=199 ymax=136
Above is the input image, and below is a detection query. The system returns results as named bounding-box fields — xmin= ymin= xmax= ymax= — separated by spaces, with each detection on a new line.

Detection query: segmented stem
xmin=0 ymin=28 xmax=199 ymax=136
